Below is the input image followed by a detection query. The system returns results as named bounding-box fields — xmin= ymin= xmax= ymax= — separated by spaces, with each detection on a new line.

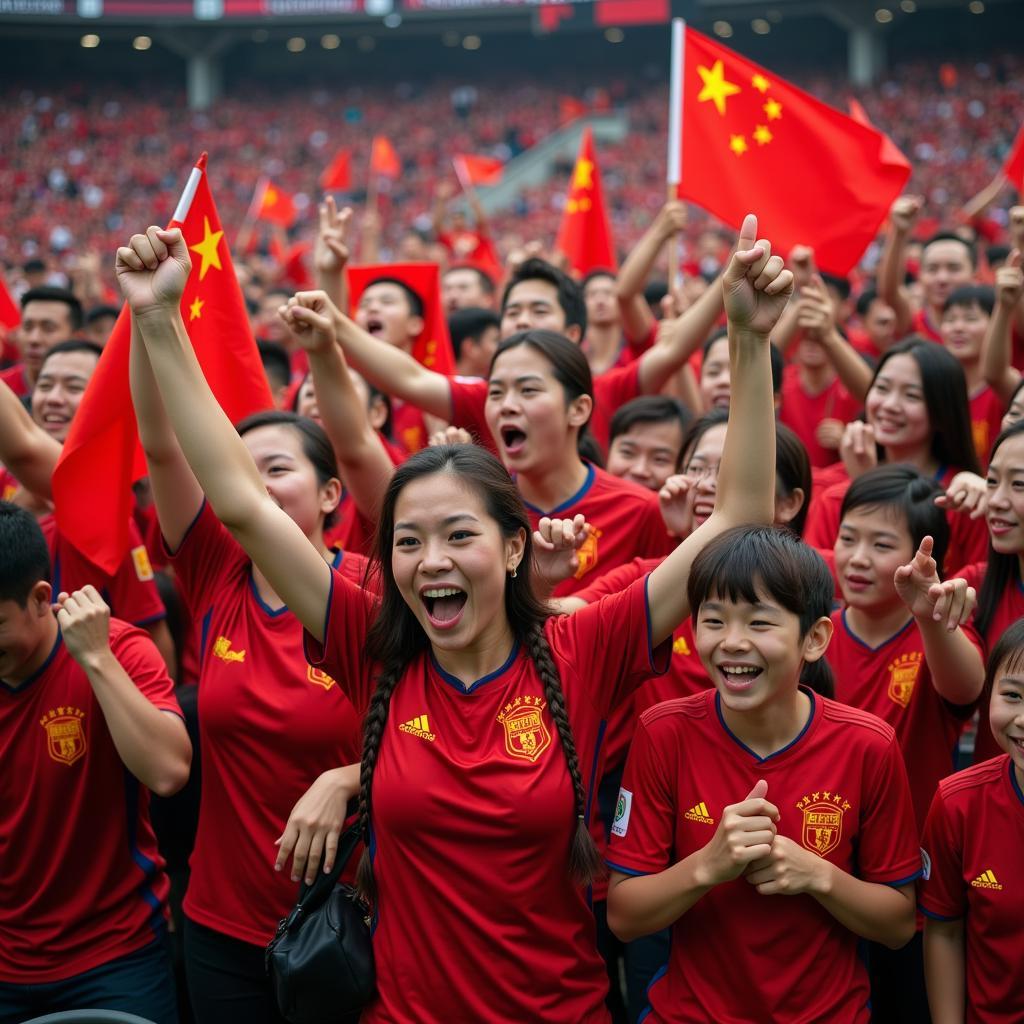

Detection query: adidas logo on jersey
xmin=971 ymin=870 xmax=1003 ymax=890
xmin=684 ymin=801 xmax=715 ymax=825
xmin=399 ymin=714 xmax=436 ymax=743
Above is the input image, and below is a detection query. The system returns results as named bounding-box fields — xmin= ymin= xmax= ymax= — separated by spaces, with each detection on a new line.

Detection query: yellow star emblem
xmin=729 ymin=134 xmax=748 ymax=156
xmin=189 ymin=296 xmax=205 ymax=321
xmin=751 ymin=74 xmax=770 ymax=94
xmin=697 ymin=60 xmax=741 ymax=116
xmin=264 ymin=186 xmax=278 ymax=207
xmin=189 ymin=217 xmax=224 ymax=281
xmin=763 ymin=98 xmax=783 ymax=121
xmin=753 ymin=124 xmax=773 ymax=146
xmin=572 ymin=158 xmax=594 ymax=191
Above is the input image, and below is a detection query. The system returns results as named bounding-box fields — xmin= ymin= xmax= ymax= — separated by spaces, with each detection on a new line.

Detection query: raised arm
xmin=0 ymin=378 xmax=61 ymax=500
xmin=877 ymin=195 xmax=923 ymax=338
xmin=981 ymin=249 xmax=1022 ymax=404
xmin=282 ymin=290 xmax=395 ymax=521
xmin=799 ymin=274 xmax=873 ymax=402
xmin=645 ymin=214 xmax=787 ymax=644
xmin=313 ymin=197 xmax=352 ymax=313
xmin=117 ymin=226 xmax=333 ymax=642
xmin=616 ymin=201 xmax=687 ymax=343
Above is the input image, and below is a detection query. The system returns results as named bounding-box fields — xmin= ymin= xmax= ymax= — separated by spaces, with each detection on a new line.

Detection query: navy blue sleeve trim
xmin=303 ymin=564 xmax=335 ymax=666
xmin=133 ymin=612 xmax=168 ymax=628
xmin=643 ymin=575 xmax=672 ymax=676
xmin=882 ymin=868 xmax=923 ymax=888
xmin=919 ymin=906 xmax=961 ymax=922
xmin=605 ymin=860 xmax=652 ymax=878
xmin=164 ymin=497 xmax=206 ymax=558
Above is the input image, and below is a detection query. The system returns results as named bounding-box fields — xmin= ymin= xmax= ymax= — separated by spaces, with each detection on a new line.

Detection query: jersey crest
xmin=672 ymin=635 xmax=692 ymax=657
xmin=306 ymin=665 xmax=336 ymax=691
xmin=572 ymin=527 xmax=603 ymax=580
xmin=40 ymin=706 xmax=87 ymax=766
xmin=796 ymin=790 xmax=850 ymax=857
xmin=497 ymin=696 xmax=551 ymax=763
xmin=130 ymin=544 xmax=154 ymax=582
xmin=212 ymin=635 xmax=246 ymax=664
xmin=886 ymin=651 xmax=922 ymax=708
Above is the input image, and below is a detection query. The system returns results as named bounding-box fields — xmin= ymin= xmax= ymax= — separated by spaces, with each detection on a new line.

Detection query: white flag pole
xmin=666 ymin=19 xmax=685 ymax=291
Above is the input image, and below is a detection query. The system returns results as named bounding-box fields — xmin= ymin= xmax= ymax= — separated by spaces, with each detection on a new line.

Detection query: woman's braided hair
xmin=355 ymin=444 xmax=601 ymax=905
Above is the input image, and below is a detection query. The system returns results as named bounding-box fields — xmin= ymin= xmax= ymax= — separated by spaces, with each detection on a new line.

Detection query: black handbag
xmin=266 ymin=826 xmax=374 ymax=1024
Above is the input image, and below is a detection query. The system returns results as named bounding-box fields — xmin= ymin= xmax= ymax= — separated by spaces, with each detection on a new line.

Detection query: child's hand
xmin=658 ymin=473 xmax=695 ymax=538
xmin=279 ymin=291 xmax=339 ymax=354
xmin=744 ymin=835 xmax=830 ymax=896
xmin=695 ymin=780 xmax=778 ymax=888
xmin=934 ymin=471 xmax=988 ymax=519
xmin=532 ymin=514 xmax=590 ymax=587
xmin=314 ymin=197 xmax=352 ymax=276
xmin=115 ymin=226 xmax=192 ymax=316
xmin=722 ymin=214 xmax=795 ymax=338
xmin=894 ymin=536 xmax=976 ymax=630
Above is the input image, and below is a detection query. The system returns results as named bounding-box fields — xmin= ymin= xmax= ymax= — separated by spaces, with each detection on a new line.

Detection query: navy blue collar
xmin=522 ymin=461 xmax=595 ymax=517
xmin=430 ymin=642 xmax=520 ymax=694
xmin=248 ymin=548 xmax=343 ymax=617
xmin=1 ymin=630 xmax=63 ymax=695
xmin=841 ymin=608 xmax=914 ymax=653
xmin=715 ymin=687 xmax=816 ymax=764
xmin=1010 ymin=758 xmax=1024 ymax=810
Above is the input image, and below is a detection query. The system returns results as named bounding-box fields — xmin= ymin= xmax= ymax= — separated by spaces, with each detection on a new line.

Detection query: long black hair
xmin=355 ymin=444 xmax=601 ymax=904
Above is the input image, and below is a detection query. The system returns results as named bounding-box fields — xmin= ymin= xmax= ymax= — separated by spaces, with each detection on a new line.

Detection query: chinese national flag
xmin=453 ymin=154 xmax=504 ymax=188
xmin=320 ymin=149 xmax=353 ymax=192
xmin=346 ymin=263 xmax=456 ymax=375
xmin=252 ymin=179 xmax=298 ymax=228
xmin=671 ymin=25 xmax=911 ymax=276
xmin=0 ymin=274 xmax=18 ymax=329
xmin=369 ymin=136 xmax=401 ymax=180
xmin=555 ymin=126 xmax=616 ymax=275
xmin=1004 ymin=122 xmax=1024 ymax=192
xmin=52 ymin=153 xmax=273 ymax=574
xmin=848 ymin=98 xmax=911 ymax=173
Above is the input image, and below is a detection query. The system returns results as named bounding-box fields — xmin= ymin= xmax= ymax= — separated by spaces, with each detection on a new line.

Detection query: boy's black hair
xmin=448 ymin=306 xmax=501 ymax=360
xmin=364 ymin=277 xmax=425 ymax=319
xmin=983 ymin=616 xmax=1024 ymax=696
xmin=922 ymin=231 xmax=977 ymax=269
xmin=581 ymin=268 xmax=616 ymax=290
xmin=443 ymin=263 xmax=496 ymax=296
xmin=257 ymin=340 xmax=291 ymax=394
xmin=501 ymin=257 xmax=586 ymax=336
xmin=820 ymin=272 xmax=851 ymax=301
xmin=39 ymin=339 xmax=103 ymax=366
xmin=84 ymin=303 xmax=121 ymax=325
xmin=643 ymin=280 xmax=668 ymax=311
xmin=855 ymin=286 xmax=880 ymax=318
xmin=986 ymin=244 xmax=1011 ymax=268
xmin=608 ymin=395 xmax=691 ymax=459
xmin=0 ymin=502 xmax=51 ymax=606
xmin=839 ymin=464 xmax=948 ymax=577
xmin=943 ymin=284 xmax=995 ymax=317
xmin=20 ymin=286 xmax=84 ymax=331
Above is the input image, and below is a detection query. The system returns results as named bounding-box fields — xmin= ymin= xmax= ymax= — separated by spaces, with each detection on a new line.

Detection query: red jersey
xmin=957 ymin=562 xmax=1024 ymax=764
xmin=920 ymin=756 xmax=1024 ymax=1024
xmin=171 ymin=502 xmax=367 ymax=946
xmin=0 ymin=362 xmax=29 ymax=398
xmin=779 ymin=363 xmax=862 ymax=469
xmin=524 ymin=463 xmax=674 ymax=597
xmin=829 ymin=610 xmax=978 ymax=830
xmin=391 ymin=400 xmax=428 ymax=455
xmin=968 ymin=384 xmax=1005 ymax=469
xmin=0 ymin=465 xmax=18 ymax=501
xmin=804 ymin=466 xmax=988 ymax=577
xmin=304 ymin=571 xmax=671 ymax=1024
xmin=0 ymin=620 xmax=181 ymax=982
xmin=448 ymin=363 xmax=643 ymax=456
xmin=40 ymin=514 xmax=166 ymax=628
xmin=911 ymin=307 xmax=943 ymax=343
xmin=608 ymin=690 xmax=921 ymax=1023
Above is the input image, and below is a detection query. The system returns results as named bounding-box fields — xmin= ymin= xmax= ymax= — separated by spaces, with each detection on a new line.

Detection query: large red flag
xmin=52 ymin=153 xmax=274 ymax=574
xmin=320 ymin=149 xmax=353 ymax=192
xmin=453 ymin=154 xmax=504 ymax=189
xmin=848 ymin=98 xmax=911 ymax=174
xmin=0 ymin=273 xmax=19 ymax=330
xmin=555 ymin=126 xmax=616 ymax=275
xmin=369 ymin=136 xmax=401 ymax=180
xmin=346 ymin=263 xmax=456 ymax=375
xmin=251 ymin=178 xmax=298 ymax=228
xmin=668 ymin=22 xmax=911 ymax=276
xmin=1004 ymin=122 xmax=1024 ymax=192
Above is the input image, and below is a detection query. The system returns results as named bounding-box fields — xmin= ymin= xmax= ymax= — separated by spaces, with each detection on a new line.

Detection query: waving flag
xmin=555 ymin=126 xmax=616 ymax=275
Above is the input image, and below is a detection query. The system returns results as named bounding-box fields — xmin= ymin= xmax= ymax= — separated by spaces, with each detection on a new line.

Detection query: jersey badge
xmin=796 ymin=790 xmax=850 ymax=857
xmin=130 ymin=544 xmax=154 ymax=582
xmin=886 ymin=651 xmax=922 ymax=709
xmin=399 ymin=714 xmax=436 ymax=743
xmin=40 ymin=706 xmax=87 ymax=766
xmin=672 ymin=635 xmax=692 ymax=657
xmin=497 ymin=696 xmax=551 ymax=763
xmin=572 ymin=528 xmax=603 ymax=580
xmin=611 ymin=788 xmax=633 ymax=837
xmin=970 ymin=870 xmax=1003 ymax=890
xmin=684 ymin=801 xmax=715 ymax=825
xmin=212 ymin=636 xmax=246 ymax=664
xmin=307 ymin=665 xmax=336 ymax=691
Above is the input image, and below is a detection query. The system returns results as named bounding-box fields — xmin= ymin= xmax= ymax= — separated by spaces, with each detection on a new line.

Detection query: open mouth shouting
xmin=499 ymin=424 xmax=528 ymax=458
xmin=715 ymin=662 xmax=763 ymax=693
xmin=420 ymin=585 xmax=468 ymax=630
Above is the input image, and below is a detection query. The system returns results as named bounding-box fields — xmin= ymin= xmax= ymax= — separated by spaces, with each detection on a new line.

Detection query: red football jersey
xmin=304 ymin=571 xmax=671 ymax=1024
xmin=0 ymin=620 xmax=181 ymax=982
xmin=968 ymin=384 xmax=1005 ymax=469
xmin=172 ymin=502 xmax=367 ymax=945
xmin=0 ymin=362 xmax=29 ymax=398
xmin=829 ymin=610 xmax=978 ymax=830
xmin=608 ymin=690 xmax=921 ymax=1023
xmin=920 ymin=756 xmax=1024 ymax=1024
xmin=779 ymin=363 xmax=863 ymax=469
xmin=912 ymin=307 xmax=943 ymax=344
xmin=804 ymin=467 xmax=988 ymax=577
xmin=40 ymin=514 xmax=166 ymax=628
xmin=391 ymin=400 xmax=428 ymax=455
xmin=524 ymin=464 xmax=674 ymax=597
xmin=957 ymin=562 xmax=1024 ymax=764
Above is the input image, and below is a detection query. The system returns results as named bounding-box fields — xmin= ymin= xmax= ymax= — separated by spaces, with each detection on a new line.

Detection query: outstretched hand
xmin=533 ymin=514 xmax=591 ymax=587
xmin=894 ymin=536 xmax=976 ymax=630
xmin=115 ymin=226 xmax=192 ymax=316
xmin=314 ymin=197 xmax=353 ymax=275
xmin=722 ymin=214 xmax=794 ymax=337
xmin=279 ymin=290 xmax=340 ymax=354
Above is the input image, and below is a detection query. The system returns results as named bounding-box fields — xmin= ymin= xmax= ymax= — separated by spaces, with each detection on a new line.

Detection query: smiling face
xmin=583 ymin=274 xmax=618 ymax=329
xmin=0 ymin=583 xmax=55 ymax=686
xmin=920 ymin=239 xmax=973 ymax=310
xmin=680 ymin=423 xmax=727 ymax=533
xmin=31 ymin=349 xmax=98 ymax=442
xmin=19 ymin=299 xmax=75 ymax=382
xmin=484 ymin=344 xmax=590 ymax=476
xmin=391 ymin=471 xmax=523 ymax=658
xmin=866 ymin=353 xmax=931 ymax=458
xmin=834 ymin=504 xmax=914 ymax=613
xmin=941 ymin=301 xmax=989 ymax=365
xmin=606 ymin=419 xmax=685 ymax=491
xmin=694 ymin=583 xmax=831 ymax=714
xmin=699 ymin=336 xmax=731 ymax=410
xmin=985 ymin=433 xmax=1024 ymax=556
xmin=989 ymin=661 xmax=1024 ymax=786
xmin=355 ymin=282 xmax=424 ymax=352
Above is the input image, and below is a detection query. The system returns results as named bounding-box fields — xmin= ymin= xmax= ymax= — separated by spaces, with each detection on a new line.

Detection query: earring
xmin=510 ymin=564 xmax=518 ymax=579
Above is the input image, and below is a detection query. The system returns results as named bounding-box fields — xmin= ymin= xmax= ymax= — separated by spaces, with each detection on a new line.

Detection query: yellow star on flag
xmin=729 ymin=134 xmax=748 ymax=156
xmin=751 ymin=74 xmax=770 ymax=94
xmin=697 ymin=60 xmax=741 ymax=116
xmin=572 ymin=158 xmax=594 ymax=191
xmin=189 ymin=217 xmax=224 ymax=281
xmin=189 ymin=296 xmax=205 ymax=321
xmin=264 ymin=186 xmax=278 ymax=207
xmin=753 ymin=125 xmax=773 ymax=146
xmin=763 ymin=98 xmax=783 ymax=121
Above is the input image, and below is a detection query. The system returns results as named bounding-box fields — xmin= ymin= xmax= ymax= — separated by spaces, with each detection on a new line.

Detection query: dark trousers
xmin=0 ymin=935 xmax=178 ymax=1024
xmin=183 ymin=917 xmax=286 ymax=1024
xmin=868 ymin=931 xmax=931 ymax=1023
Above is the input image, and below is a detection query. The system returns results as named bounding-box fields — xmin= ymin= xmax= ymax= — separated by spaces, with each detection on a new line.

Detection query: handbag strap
xmin=294 ymin=825 xmax=363 ymax=912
